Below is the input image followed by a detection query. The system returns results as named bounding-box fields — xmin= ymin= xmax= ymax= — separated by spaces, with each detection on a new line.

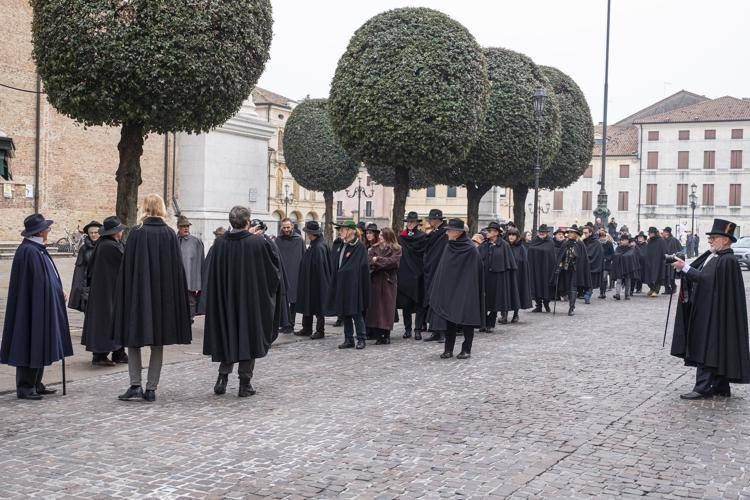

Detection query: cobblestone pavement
xmin=1 ymin=277 xmax=750 ymax=498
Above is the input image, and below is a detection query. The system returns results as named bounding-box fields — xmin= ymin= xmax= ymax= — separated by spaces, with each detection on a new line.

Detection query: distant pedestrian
xmin=527 ymin=224 xmax=557 ymax=313
xmin=553 ymin=225 xmax=591 ymax=316
xmin=507 ymin=228 xmax=532 ymax=322
xmin=177 ymin=215 xmax=205 ymax=322
xmin=607 ymin=217 xmax=618 ymax=239
xmin=421 ymin=209 xmax=449 ymax=342
xmin=643 ymin=227 xmax=667 ymax=296
xmin=213 ymin=226 xmax=226 ymax=241
xmin=68 ymin=220 xmax=101 ymax=313
xmin=661 ymin=227 xmax=683 ymax=294
xmin=479 ymin=221 xmax=518 ymax=330
xmin=1 ymin=214 xmax=73 ymax=400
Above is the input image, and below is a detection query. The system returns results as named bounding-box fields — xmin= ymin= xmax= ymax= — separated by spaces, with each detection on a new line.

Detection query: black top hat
xmin=663 ymin=226 xmax=673 ymax=233
xmin=82 ymin=220 xmax=102 ymax=235
xmin=404 ymin=211 xmax=422 ymax=222
xmin=99 ymin=216 xmax=126 ymax=237
xmin=647 ymin=226 xmax=658 ymax=234
xmin=365 ymin=223 xmax=380 ymax=233
xmin=484 ymin=221 xmax=503 ymax=232
xmin=427 ymin=208 xmax=444 ymax=220
xmin=446 ymin=218 xmax=466 ymax=231
xmin=303 ymin=220 xmax=323 ymax=236
xmin=706 ymin=218 xmax=738 ymax=242
xmin=537 ymin=224 xmax=550 ymax=233
xmin=21 ymin=213 xmax=53 ymax=237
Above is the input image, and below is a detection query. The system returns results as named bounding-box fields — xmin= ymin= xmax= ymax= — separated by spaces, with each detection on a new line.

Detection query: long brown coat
xmin=366 ymin=243 xmax=402 ymax=331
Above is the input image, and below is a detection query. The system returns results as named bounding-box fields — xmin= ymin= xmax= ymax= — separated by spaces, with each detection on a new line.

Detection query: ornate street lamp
xmin=345 ymin=175 xmax=375 ymax=222
xmin=593 ymin=0 xmax=613 ymax=222
xmin=280 ymin=184 xmax=295 ymax=216
xmin=527 ymin=202 xmax=551 ymax=215
xmin=689 ymin=183 xmax=698 ymax=236
xmin=531 ymin=87 xmax=545 ymax=235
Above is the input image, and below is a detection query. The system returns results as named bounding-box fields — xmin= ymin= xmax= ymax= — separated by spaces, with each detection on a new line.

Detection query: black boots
xmin=338 ymin=340 xmax=355 ymax=349
xmin=294 ymin=329 xmax=311 ymax=337
xmin=403 ymin=330 xmax=412 ymax=339
xmin=214 ymin=374 xmax=228 ymax=395
xmin=499 ymin=313 xmax=508 ymax=325
xmin=544 ymin=302 xmax=551 ymax=313
xmin=143 ymin=389 xmax=156 ymax=403
xmin=310 ymin=331 xmax=325 ymax=340
xmin=424 ymin=331 xmax=443 ymax=342
xmin=356 ymin=339 xmax=366 ymax=350
xmin=568 ymin=306 xmax=575 ymax=316
xmin=238 ymin=378 xmax=256 ymax=398
xmin=511 ymin=312 xmax=519 ymax=323
xmin=118 ymin=385 xmax=143 ymax=401
xmin=414 ymin=331 xmax=423 ymax=341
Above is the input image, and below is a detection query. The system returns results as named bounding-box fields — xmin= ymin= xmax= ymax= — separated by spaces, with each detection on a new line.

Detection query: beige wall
xmin=0 ymin=0 xmax=170 ymax=241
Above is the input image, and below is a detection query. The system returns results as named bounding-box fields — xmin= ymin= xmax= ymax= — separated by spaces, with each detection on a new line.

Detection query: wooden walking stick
xmin=62 ymin=357 xmax=67 ymax=395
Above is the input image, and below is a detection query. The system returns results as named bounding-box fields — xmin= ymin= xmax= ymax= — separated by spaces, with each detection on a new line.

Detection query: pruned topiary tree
xmin=31 ymin=0 xmax=273 ymax=229
xmin=283 ymin=98 xmax=359 ymax=244
xmin=329 ymin=7 xmax=489 ymax=231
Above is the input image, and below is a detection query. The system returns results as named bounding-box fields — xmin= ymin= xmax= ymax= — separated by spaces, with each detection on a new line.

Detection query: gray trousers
xmin=219 ymin=359 xmax=255 ymax=381
xmin=127 ymin=346 xmax=164 ymax=391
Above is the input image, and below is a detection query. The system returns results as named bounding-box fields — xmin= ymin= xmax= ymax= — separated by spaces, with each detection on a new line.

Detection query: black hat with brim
xmin=483 ymin=221 xmax=503 ymax=232
xmin=565 ymin=226 xmax=583 ymax=236
xmin=21 ymin=213 xmax=53 ymax=237
xmin=303 ymin=220 xmax=323 ymax=236
xmin=537 ymin=224 xmax=550 ymax=233
xmin=446 ymin=218 xmax=466 ymax=232
xmin=365 ymin=223 xmax=380 ymax=233
xmin=427 ymin=209 xmax=444 ymax=220
xmin=99 ymin=216 xmax=126 ymax=236
xmin=706 ymin=218 xmax=738 ymax=243
xmin=404 ymin=211 xmax=422 ymax=222
xmin=82 ymin=220 xmax=102 ymax=235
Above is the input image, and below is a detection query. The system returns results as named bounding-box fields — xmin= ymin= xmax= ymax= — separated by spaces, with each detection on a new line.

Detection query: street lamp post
xmin=593 ymin=0 xmax=612 ymax=222
xmin=345 ymin=175 xmax=375 ymax=222
xmin=532 ymin=88 xmax=546 ymax=235
xmin=689 ymin=183 xmax=698 ymax=236
xmin=528 ymin=202 xmax=551 ymax=216
xmin=280 ymin=184 xmax=295 ymax=216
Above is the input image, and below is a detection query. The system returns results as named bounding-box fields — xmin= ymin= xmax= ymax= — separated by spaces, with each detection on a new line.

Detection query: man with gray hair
xmin=177 ymin=215 xmax=205 ymax=322
xmin=202 ymin=206 xmax=281 ymax=398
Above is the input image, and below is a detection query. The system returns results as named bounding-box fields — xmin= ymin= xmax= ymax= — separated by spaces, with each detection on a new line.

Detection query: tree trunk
xmin=323 ymin=190 xmax=334 ymax=246
xmin=116 ymin=122 xmax=145 ymax=237
xmin=391 ymin=166 xmax=409 ymax=233
xmin=512 ymin=184 xmax=529 ymax=232
xmin=466 ymin=183 xmax=491 ymax=235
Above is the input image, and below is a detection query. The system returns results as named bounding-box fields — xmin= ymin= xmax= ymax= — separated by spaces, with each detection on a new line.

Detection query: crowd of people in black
xmin=1 ymin=194 xmax=747 ymax=402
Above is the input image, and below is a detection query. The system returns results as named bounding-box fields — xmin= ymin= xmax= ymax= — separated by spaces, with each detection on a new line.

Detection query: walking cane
xmin=662 ymin=286 xmax=675 ymax=348
xmin=62 ymin=357 xmax=67 ymax=396
xmin=552 ymin=274 xmax=560 ymax=316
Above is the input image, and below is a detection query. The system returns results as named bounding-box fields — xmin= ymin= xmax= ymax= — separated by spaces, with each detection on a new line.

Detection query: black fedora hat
xmin=565 ymin=225 xmax=583 ymax=236
xmin=619 ymin=232 xmax=631 ymax=241
xmin=427 ymin=208 xmax=444 ymax=220
xmin=706 ymin=218 xmax=738 ymax=242
xmin=647 ymin=226 xmax=659 ymax=234
xmin=21 ymin=213 xmax=53 ymax=237
xmin=484 ymin=221 xmax=503 ymax=232
xmin=636 ymin=231 xmax=647 ymax=239
xmin=365 ymin=222 xmax=380 ymax=233
xmin=303 ymin=220 xmax=323 ymax=236
xmin=663 ymin=226 xmax=673 ymax=233
xmin=446 ymin=218 xmax=466 ymax=232
xmin=82 ymin=220 xmax=102 ymax=235
xmin=99 ymin=216 xmax=126 ymax=236
xmin=537 ymin=224 xmax=550 ymax=233
xmin=357 ymin=221 xmax=367 ymax=232
xmin=404 ymin=211 xmax=422 ymax=223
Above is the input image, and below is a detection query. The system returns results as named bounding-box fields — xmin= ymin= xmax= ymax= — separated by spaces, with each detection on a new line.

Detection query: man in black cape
xmin=479 ymin=221 xmax=519 ymax=330
xmin=203 ymin=206 xmax=281 ymax=397
xmin=68 ymin=220 xmax=101 ymax=312
xmin=1 ymin=214 xmax=73 ymax=400
xmin=428 ymin=219 xmax=484 ymax=359
xmin=582 ymin=225 xmax=604 ymax=304
xmin=643 ymin=227 xmax=667 ymax=297
xmin=597 ymin=229 xmax=615 ymax=298
xmin=252 ymin=219 xmax=292 ymax=335
xmin=553 ymin=226 xmax=591 ymax=316
xmin=421 ymin=208 xmax=449 ymax=342
xmin=527 ymin=224 xmax=557 ymax=312
xmin=397 ymin=211 xmax=428 ymax=340
xmin=670 ymin=219 xmax=750 ymax=400
xmin=329 ymin=231 xmax=345 ymax=328
xmin=632 ymin=232 xmax=648 ymax=294
xmin=276 ymin=217 xmax=305 ymax=333
xmin=328 ymin=220 xmax=370 ymax=350
xmin=506 ymin=227 xmax=532 ymax=322
xmin=81 ymin=216 xmax=127 ymax=366
xmin=295 ymin=220 xmax=331 ymax=339
xmin=661 ymin=227 xmax=683 ymax=295
xmin=610 ymin=233 xmax=639 ymax=300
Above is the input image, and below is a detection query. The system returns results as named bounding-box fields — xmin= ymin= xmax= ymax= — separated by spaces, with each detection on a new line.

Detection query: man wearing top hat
xmin=68 ymin=220 xmax=101 ymax=313
xmin=81 ymin=216 xmax=128 ymax=366
xmin=1 ymin=214 xmax=74 ymax=400
xmin=397 ymin=211 xmax=428 ymax=340
xmin=177 ymin=215 xmax=205 ymax=322
xmin=295 ymin=220 xmax=332 ymax=339
xmin=670 ymin=219 xmax=749 ymax=399
xmin=422 ymin=208 xmax=449 ymax=342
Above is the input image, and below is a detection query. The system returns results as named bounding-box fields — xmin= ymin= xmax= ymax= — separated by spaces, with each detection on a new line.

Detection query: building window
xmin=676 ymin=184 xmax=688 ymax=206
xmin=678 ymin=130 xmax=690 ymax=140
xmin=365 ymin=201 xmax=373 ymax=217
xmin=704 ymin=129 xmax=716 ymax=140
xmin=647 ymin=151 xmax=658 ymax=169
xmin=648 ymin=131 xmax=659 ymax=141
xmin=677 ymin=151 xmax=690 ymax=169
xmin=583 ymin=165 xmax=593 ymax=178
xmin=446 ymin=185 xmax=457 ymax=198
xmin=646 ymin=184 xmax=657 ymax=205
xmin=731 ymin=150 xmax=743 ymax=169
xmin=553 ymin=191 xmax=564 ymax=211
xmin=729 ymin=184 xmax=742 ymax=206
xmin=703 ymin=150 xmax=715 ymax=169
xmin=618 ymin=191 xmax=629 ymax=211
xmin=426 ymin=185 xmax=436 ymax=198
xmin=731 ymin=128 xmax=744 ymax=139
xmin=619 ymin=164 xmax=629 ymax=178
xmin=336 ymin=201 xmax=344 ymax=217
xmin=702 ymin=184 xmax=714 ymax=206
xmin=581 ymin=191 xmax=592 ymax=210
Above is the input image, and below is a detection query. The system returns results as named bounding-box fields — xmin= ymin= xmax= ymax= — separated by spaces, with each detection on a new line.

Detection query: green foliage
xmin=539 ymin=66 xmax=594 ymax=189
xmin=31 ymin=0 xmax=273 ymax=133
xmin=365 ymin=164 xmax=432 ymax=190
xmin=283 ymin=98 xmax=359 ymax=193
xmin=434 ymin=48 xmax=562 ymax=189
xmin=328 ymin=7 xmax=489 ymax=171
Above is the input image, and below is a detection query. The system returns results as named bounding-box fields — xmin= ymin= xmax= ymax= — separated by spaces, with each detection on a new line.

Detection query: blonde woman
xmin=113 ymin=194 xmax=192 ymax=402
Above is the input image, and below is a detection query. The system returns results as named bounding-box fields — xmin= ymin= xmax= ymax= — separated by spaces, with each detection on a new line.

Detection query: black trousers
xmin=302 ymin=314 xmax=325 ymax=333
xmin=401 ymin=303 xmax=426 ymax=333
xmin=599 ymin=270 xmax=609 ymax=297
xmin=567 ymin=285 xmax=577 ymax=310
xmin=694 ymin=366 xmax=729 ymax=395
xmin=219 ymin=359 xmax=255 ymax=381
xmin=16 ymin=366 xmax=44 ymax=395
xmin=444 ymin=322 xmax=475 ymax=354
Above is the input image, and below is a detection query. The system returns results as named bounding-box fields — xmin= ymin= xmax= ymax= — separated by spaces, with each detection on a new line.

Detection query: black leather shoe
xmin=280 ymin=327 xmax=294 ymax=334
xmin=457 ymin=351 xmax=471 ymax=359
xmin=485 ymin=327 xmax=494 ymax=333
xmin=567 ymin=308 xmax=575 ymax=316
xmin=499 ymin=316 xmax=508 ymax=325
xmin=544 ymin=303 xmax=551 ymax=312
xmin=403 ymin=331 xmax=412 ymax=339
xmin=36 ymin=385 xmax=57 ymax=395
xmin=214 ymin=374 xmax=228 ymax=395
xmin=143 ymin=389 xmax=156 ymax=402
xmin=310 ymin=331 xmax=325 ymax=340
xmin=532 ymin=306 xmax=543 ymax=313
xmin=338 ymin=341 xmax=355 ymax=349
xmin=238 ymin=381 xmax=256 ymax=398
xmin=598 ymin=294 xmax=606 ymax=299
xmin=118 ymin=385 xmax=143 ymax=401
xmin=333 ymin=319 xmax=343 ymax=327
xmin=92 ymin=358 xmax=116 ymax=367
xmin=424 ymin=332 xmax=442 ymax=342
xmin=613 ymin=294 xmax=621 ymax=300
xmin=356 ymin=340 xmax=366 ymax=350
xmin=294 ymin=329 xmax=312 ymax=337
xmin=112 ymin=353 xmax=129 ymax=364
xmin=414 ymin=332 xmax=422 ymax=341
xmin=680 ymin=391 xmax=712 ymax=400
xmin=440 ymin=351 xmax=453 ymax=359
xmin=17 ymin=391 xmax=43 ymax=400
xmin=511 ymin=314 xmax=519 ymax=323
xmin=714 ymin=388 xmax=731 ymax=397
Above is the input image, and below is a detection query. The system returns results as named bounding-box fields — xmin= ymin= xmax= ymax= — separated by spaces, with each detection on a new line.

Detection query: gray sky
xmin=257 ymin=0 xmax=749 ymax=124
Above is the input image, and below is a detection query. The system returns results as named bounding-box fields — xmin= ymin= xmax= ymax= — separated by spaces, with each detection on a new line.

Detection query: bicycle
xmin=54 ymin=228 xmax=83 ymax=257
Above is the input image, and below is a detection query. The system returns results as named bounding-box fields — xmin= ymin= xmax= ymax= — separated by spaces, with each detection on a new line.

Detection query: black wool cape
xmin=112 ymin=217 xmax=192 ymax=348
xmin=202 ymin=230 xmax=281 ymax=362
xmin=509 ymin=243 xmax=533 ymax=310
xmin=296 ymin=237 xmax=332 ymax=316
xmin=276 ymin=233 xmax=305 ymax=304
xmin=479 ymin=239 xmax=519 ymax=313
xmin=610 ymin=244 xmax=640 ymax=280
xmin=554 ymin=239 xmax=593 ymax=291
xmin=397 ymin=229 xmax=428 ymax=308
xmin=422 ymin=223 xmax=448 ymax=306
xmin=527 ymin=235 xmax=557 ymax=300
xmin=643 ymin=236 xmax=667 ymax=285
xmin=583 ymin=236 xmax=604 ymax=289
xmin=81 ymin=237 xmax=124 ymax=353
xmin=328 ymin=239 xmax=370 ymax=316
xmin=671 ymin=249 xmax=750 ymax=383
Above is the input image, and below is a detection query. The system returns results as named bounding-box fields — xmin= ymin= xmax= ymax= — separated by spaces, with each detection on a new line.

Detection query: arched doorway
xmin=306 ymin=211 xmax=319 ymax=222
xmin=272 ymin=209 xmax=284 ymax=235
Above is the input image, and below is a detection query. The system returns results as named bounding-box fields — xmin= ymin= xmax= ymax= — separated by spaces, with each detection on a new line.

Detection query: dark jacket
xmin=276 ymin=232 xmax=305 ymax=304
xmin=479 ymin=238 xmax=519 ymax=313
xmin=527 ymin=235 xmax=557 ymax=300
xmin=81 ymin=237 xmax=125 ymax=353
xmin=422 ymin=222 xmax=448 ymax=306
xmin=367 ymin=243 xmax=402 ymax=330
xmin=397 ymin=229 xmax=427 ymax=308
xmin=68 ymin=236 xmax=97 ymax=312
xmin=296 ymin=237 xmax=332 ymax=316
xmin=328 ymin=238 xmax=370 ymax=316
